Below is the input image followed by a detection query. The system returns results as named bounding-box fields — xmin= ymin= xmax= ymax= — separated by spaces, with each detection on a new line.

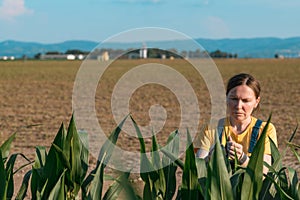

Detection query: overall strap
xmin=217 ymin=119 xmax=224 ymax=144
xmin=248 ymin=119 xmax=263 ymax=153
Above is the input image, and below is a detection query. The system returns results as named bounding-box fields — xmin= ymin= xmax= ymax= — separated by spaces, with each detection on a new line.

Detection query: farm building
xmin=40 ymin=54 xmax=84 ymax=60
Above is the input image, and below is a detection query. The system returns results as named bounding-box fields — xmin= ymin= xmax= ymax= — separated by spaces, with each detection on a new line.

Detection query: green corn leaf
xmin=162 ymin=130 xmax=179 ymax=200
xmin=278 ymin=167 xmax=289 ymax=192
xmin=33 ymin=146 xmax=47 ymax=169
xmin=260 ymin=137 xmax=282 ymax=199
xmin=269 ymin=137 xmax=282 ymax=169
xmin=230 ymin=169 xmax=245 ymax=199
xmin=151 ymin=133 xmax=161 ymax=170
xmin=97 ymin=115 xmax=128 ymax=166
xmin=13 ymin=153 xmax=32 ymax=175
xmin=195 ymin=157 xmax=206 ymax=198
xmin=78 ymin=130 xmax=89 ymax=182
xmin=130 ymin=116 xmax=153 ymax=173
xmin=181 ymin=129 xmax=200 ymax=200
xmin=82 ymin=115 xmax=128 ymax=200
xmin=287 ymin=143 xmax=300 ymax=163
xmin=30 ymin=146 xmax=46 ymax=199
xmin=287 ymin=142 xmax=300 ymax=149
xmin=288 ymin=124 xmax=298 ymax=143
xmin=103 ymin=172 xmax=141 ymax=200
xmin=259 ymin=125 xmax=299 ymax=199
xmin=130 ymin=115 xmax=160 ymax=200
xmin=271 ymin=125 xmax=298 ymax=171
xmin=48 ymin=169 xmax=66 ymax=200
xmin=0 ymin=150 xmax=7 ymax=200
xmin=15 ymin=170 xmax=32 ymax=200
xmin=264 ymin=173 xmax=294 ymax=200
xmin=5 ymin=153 xmax=21 ymax=199
xmin=53 ymin=123 xmax=67 ymax=151
xmin=40 ymin=123 xmax=68 ymax=197
xmin=67 ymin=114 xmax=83 ymax=193
xmin=207 ymin=128 xmax=234 ymax=200
xmin=195 ymin=158 xmax=207 ymax=178
xmin=52 ymin=143 xmax=71 ymax=170
xmin=241 ymin=115 xmax=271 ymax=200
xmin=151 ymin=133 xmax=166 ymax=199
xmin=4 ymin=153 xmax=31 ymax=199
xmin=165 ymin=130 xmax=180 ymax=156
xmin=83 ymin=159 xmax=105 ymax=200
xmin=130 ymin=115 xmax=146 ymax=154
xmin=102 ymin=172 xmax=130 ymax=200
xmin=61 ymin=115 xmax=89 ymax=196
xmin=160 ymin=148 xmax=184 ymax=170
xmin=0 ymin=133 xmax=16 ymax=160
xmin=287 ymin=167 xmax=299 ymax=199
xmin=39 ymin=179 xmax=48 ymax=200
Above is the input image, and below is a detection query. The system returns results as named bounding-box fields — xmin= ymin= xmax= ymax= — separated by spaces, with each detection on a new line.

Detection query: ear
xmin=255 ymin=96 xmax=261 ymax=108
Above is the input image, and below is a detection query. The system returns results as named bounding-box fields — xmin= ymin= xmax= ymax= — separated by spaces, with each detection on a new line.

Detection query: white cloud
xmin=0 ymin=0 xmax=33 ymax=21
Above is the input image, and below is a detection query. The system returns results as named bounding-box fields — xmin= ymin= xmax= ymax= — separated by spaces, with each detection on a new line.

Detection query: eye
xmin=242 ymin=99 xmax=251 ymax=103
xmin=229 ymin=97 xmax=238 ymax=101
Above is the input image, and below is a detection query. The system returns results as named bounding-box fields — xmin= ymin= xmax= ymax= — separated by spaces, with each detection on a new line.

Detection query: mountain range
xmin=1 ymin=37 xmax=300 ymax=58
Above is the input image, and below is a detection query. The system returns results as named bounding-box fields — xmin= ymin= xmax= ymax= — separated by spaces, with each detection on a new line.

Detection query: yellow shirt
xmin=194 ymin=116 xmax=278 ymax=156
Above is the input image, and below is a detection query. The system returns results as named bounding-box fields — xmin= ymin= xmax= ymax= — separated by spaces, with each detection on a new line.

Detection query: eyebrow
xmin=228 ymin=95 xmax=252 ymax=100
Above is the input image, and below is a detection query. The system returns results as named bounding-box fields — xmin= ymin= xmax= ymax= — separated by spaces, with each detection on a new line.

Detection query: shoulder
xmin=203 ymin=117 xmax=226 ymax=130
xmin=258 ymin=118 xmax=278 ymax=146
xmin=216 ymin=117 xmax=227 ymax=128
xmin=261 ymin=120 xmax=276 ymax=130
xmin=252 ymin=117 xmax=276 ymax=134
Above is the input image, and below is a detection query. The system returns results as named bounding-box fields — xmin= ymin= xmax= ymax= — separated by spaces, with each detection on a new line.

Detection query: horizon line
xmin=1 ymin=36 xmax=300 ymax=44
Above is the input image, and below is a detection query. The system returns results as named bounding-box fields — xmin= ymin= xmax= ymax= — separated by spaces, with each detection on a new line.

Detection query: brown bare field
xmin=0 ymin=58 xmax=299 ymax=197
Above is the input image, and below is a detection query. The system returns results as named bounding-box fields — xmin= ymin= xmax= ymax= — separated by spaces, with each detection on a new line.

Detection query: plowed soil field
xmin=0 ymin=58 xmax=299 ymax=198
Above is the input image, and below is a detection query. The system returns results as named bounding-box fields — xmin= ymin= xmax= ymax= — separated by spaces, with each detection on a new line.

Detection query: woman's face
xmin=227 ymin=84 xmax=260 ymax=123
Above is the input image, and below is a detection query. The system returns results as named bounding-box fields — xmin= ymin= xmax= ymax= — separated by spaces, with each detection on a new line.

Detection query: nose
xmin=235 ymin=99 xmax=243 ymax=108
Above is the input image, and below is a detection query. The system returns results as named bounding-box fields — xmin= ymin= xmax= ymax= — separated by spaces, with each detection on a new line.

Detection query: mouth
xmin=234 ymin=112 xmax=244 ymax=115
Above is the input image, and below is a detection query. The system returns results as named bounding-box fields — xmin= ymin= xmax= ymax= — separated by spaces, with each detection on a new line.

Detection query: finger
xmin=228 ymin=136 xmax=232 ymax=141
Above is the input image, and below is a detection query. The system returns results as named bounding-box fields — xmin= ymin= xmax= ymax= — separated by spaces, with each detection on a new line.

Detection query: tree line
xmin=33 ymin=48 xmax=238 ymax=59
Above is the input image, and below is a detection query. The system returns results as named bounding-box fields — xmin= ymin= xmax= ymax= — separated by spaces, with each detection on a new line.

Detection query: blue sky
xmin=0 ymin=0 xmax=299 ymax=43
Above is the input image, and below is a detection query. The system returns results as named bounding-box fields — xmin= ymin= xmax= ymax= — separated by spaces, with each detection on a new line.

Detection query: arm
xmin=236 ymin=153 xmax=271 ymax=173
xmin=227 ymin=143 xmax=271 ymax=175
xmin=196 ymin=148 xmax=210 ymax=162
xmin=196 ymin=148 xmax=209 ymax=158
xmin=263 ymin=154 xmax=272 ymax=175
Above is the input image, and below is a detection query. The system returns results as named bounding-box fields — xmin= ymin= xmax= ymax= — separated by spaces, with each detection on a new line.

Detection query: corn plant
xmin=131 ymin=114 xmax=203 ymax=200
xmin=13 ymin=114 xmax=136 ymax=200
xmin=27 ymin=115 xmax=89 ymax=199
xmin=155 ymin=115 xmax=300 ymax=200
xmin=81 ymin=114 xmax=140 ymax=200
xmin=259 ymin=124 xmax=300 ymax=200
xmin=1 ymin=113 xmax=299 ymax=199
xmin=0 ymin=133 xmax=32 ymax=200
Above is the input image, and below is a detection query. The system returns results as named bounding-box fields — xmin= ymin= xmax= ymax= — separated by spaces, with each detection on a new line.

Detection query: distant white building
xmin=99 ymin=51 xmax=109 ymax=61
xmin=139 ymin=43 xmax=147 ymax=59
xmin=67 ymin=54 xmax=76 ymax=60
xmin=40 ymin=54 xmax=84 ymax=60
xmin=0 ymin=56 xmax=15 ymax=61
xmin=77 ymin=54 xmax=84 ymax=60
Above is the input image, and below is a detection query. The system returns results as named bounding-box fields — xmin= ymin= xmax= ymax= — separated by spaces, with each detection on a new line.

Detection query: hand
xmin=226 ymin=136 xmax=244 ymax=161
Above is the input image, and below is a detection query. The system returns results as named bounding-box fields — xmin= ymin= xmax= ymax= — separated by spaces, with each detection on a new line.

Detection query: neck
xmin=229 ymin=117 xmax=252 ymax=134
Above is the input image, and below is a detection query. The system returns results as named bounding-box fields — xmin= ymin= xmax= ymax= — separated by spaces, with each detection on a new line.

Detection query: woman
xmin=194 ymin=73 xmax=277 ymax=174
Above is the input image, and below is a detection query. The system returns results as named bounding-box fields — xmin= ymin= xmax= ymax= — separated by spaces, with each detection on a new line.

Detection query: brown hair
xmin=226 ymin=73 xmax=261 ymax=109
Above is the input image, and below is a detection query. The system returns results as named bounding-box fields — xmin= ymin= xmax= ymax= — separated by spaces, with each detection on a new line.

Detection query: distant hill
xmin=1 ymin=37 xmax=300 ymax=58
xmin=195 ymin=37 xmax=300 ymax=58
xmin=0 ymin=40 xmax=98 ymax=58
